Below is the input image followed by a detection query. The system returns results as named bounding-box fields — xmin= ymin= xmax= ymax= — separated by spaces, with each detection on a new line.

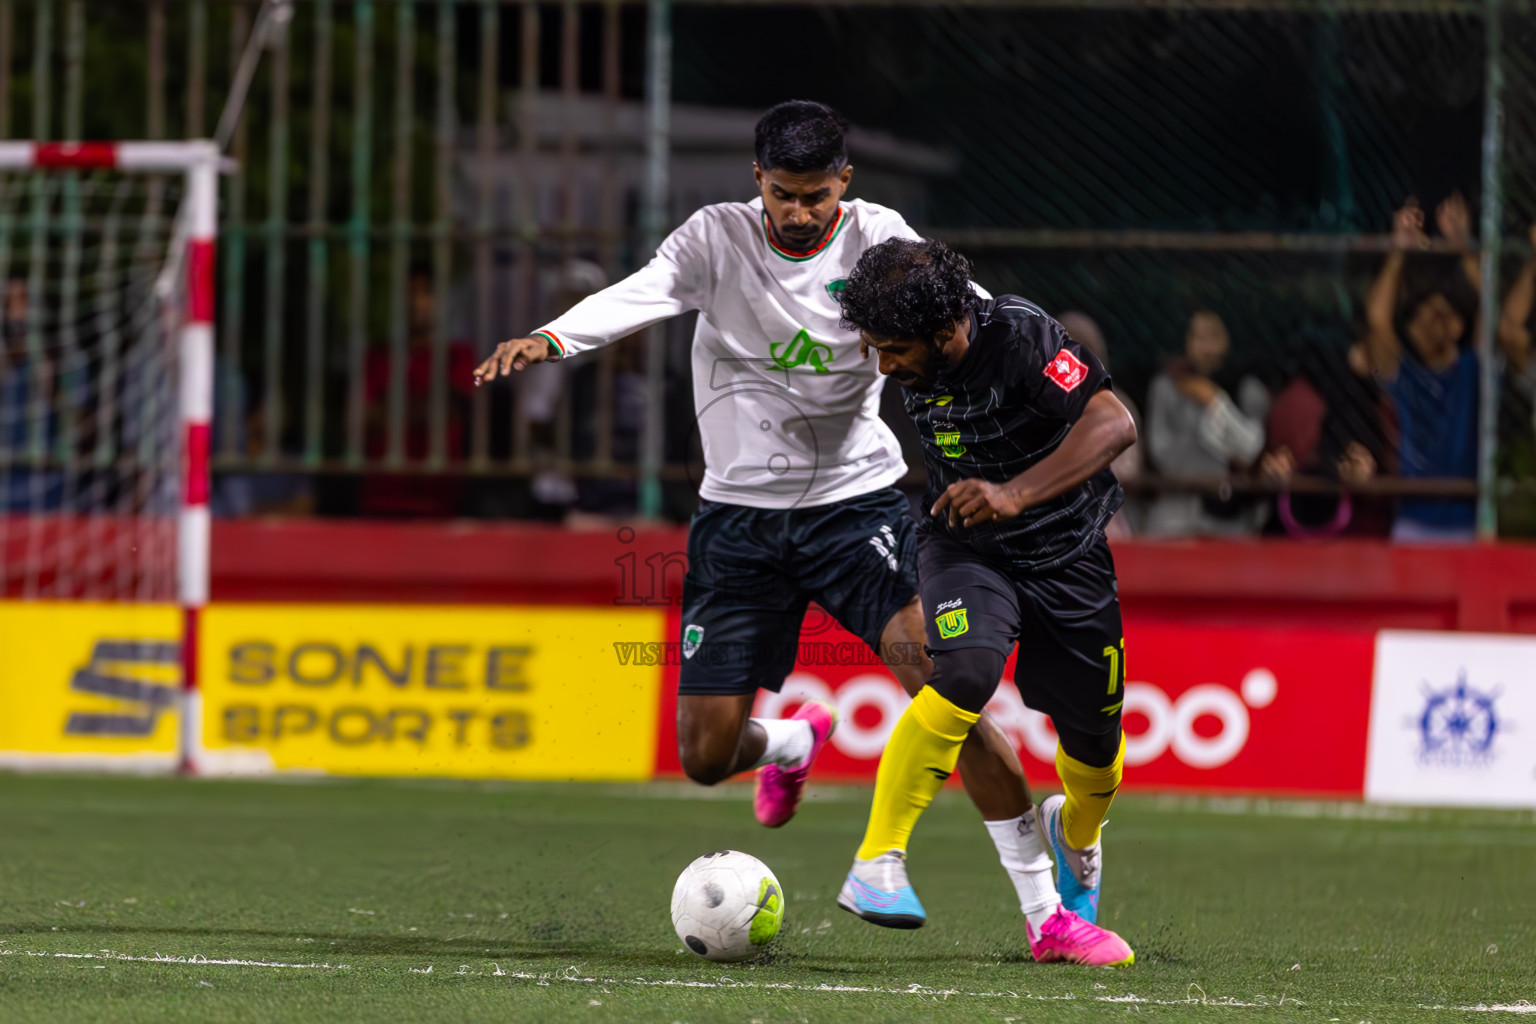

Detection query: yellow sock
xmin=1056 ymin=732 xmax=1126 ymax=849
xmin=856 ymin=687 xmax=980 ymax=861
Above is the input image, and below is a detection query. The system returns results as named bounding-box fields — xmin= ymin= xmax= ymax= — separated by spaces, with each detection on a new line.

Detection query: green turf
xmin=0 ymin=775 xmax=1532 ymax=1023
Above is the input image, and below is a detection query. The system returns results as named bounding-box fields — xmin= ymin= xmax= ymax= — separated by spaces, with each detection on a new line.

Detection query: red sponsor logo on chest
xmin=1043 ymin=349 xmax=1088 ymax=393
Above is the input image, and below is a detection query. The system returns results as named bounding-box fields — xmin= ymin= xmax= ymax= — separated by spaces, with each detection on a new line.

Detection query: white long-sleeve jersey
xmin=534 ymin=197 xmax=921 ymax=509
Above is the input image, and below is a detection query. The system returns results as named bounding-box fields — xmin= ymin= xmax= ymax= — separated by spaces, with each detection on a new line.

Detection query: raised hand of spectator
xmin=1438 ymin=190 xmax=1482 ymax=293
xmin=1368 ymin=202 xmax=1424 ymax=379
xmin=1392 ymin=199 xmax=1429 ymax=252
xmin=1257 ymin=446 xmax=1295 ymax=487
xmin=1337 ymin=442 xmax=1377 ymax=487
xmin=1497 ymin=223 xmax=1536 ymax=374
xmin=1174 ymin=374 xmax=1220 ymax=407
xmin=1435 ymin=191 xmax=1473 ymax=251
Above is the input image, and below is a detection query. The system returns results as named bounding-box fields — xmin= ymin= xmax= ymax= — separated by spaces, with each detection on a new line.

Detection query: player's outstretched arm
xmin=472 ymin=336 xmax=554 ymax=385
xmin=932 ymin=389 xmax=1137 ymax=528
xmin=472 ymin=210 xmax=713 ymax=388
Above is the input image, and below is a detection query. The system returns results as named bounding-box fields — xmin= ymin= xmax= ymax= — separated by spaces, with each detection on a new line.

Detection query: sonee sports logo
xmin=1043 ymin=349 xmax=1088 ymax=393
xmin=65 ymin=640 xmax=181 ymax=737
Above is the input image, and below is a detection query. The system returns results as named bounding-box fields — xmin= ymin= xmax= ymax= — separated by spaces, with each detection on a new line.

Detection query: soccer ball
xmin=670 ymin=850 xmax=784 ymax=962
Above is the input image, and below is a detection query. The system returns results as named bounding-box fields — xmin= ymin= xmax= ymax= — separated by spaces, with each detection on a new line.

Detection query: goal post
xmin=0 ymin=140 xmax=217 ymax=773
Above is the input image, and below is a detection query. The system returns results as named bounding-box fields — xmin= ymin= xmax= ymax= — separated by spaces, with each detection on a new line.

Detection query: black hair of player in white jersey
xmin=837 ymin=237 xmax=981 ymax=344
xmin=754 ymin=100 xmax=850 ymax=175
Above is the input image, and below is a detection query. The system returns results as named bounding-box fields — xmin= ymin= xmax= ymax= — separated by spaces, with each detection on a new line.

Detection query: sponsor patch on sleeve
xmin=1042 ymin=348 xmax=1089 ymax=393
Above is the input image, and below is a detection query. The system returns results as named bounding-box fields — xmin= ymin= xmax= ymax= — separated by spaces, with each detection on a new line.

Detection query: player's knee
xmin=1056 ymin=723 xmax=1122 ymax=768
xmin=677 ymin=741 xmax=734 ymax=787
xmin=928 ymin=646 xmax=1007 ymax=714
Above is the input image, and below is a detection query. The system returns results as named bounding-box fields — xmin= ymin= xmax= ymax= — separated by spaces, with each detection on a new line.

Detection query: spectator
xmin=0 ymin=275 xmax=63 ymax=512
xmin=1145 ymin=310 xmax=1270 ymax=537
xmin=565 ymin=332 xmax=650 ymax=527
xmin=360 ymin=267 xmax=477 ymax=516
xmin=1363 ymin=196 xmax=1481 ymax=542
xmin=1496 ymin=222 xmax=1536 ymax=534
xmin=1257 ymin=337 xmax=1395 ymax=538
xmin=522 ymin=259 xmax=608 ymax=511
xmin=1057 ymin=310 xmax=1142 ymax=538
xmin=211 ymin=388 xmax=315 ymax=518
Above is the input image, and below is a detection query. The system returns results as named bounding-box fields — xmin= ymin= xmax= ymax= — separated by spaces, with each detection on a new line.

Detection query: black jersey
xmin=905 ymin=296 xmax=1124 ymax=574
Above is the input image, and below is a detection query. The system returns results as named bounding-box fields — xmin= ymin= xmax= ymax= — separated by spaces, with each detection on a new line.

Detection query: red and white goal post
xmin=0 ymin=141 xmax=217 ymax=773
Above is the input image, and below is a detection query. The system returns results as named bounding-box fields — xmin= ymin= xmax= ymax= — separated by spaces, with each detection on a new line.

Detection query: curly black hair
xmin=838 ymin=237 xmax=979 ymax=342
xmin=755 ymin=100 xmax=849 ymax=175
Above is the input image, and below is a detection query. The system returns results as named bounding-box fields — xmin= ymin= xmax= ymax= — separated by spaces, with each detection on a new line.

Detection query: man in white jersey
xmin=475 ymin=103 xmax=1064 ymax=936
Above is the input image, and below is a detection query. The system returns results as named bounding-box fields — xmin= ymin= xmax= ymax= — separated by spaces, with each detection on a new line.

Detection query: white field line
xmin=1145 ymin=794 xmax=1536 ymax=825
xmin=7 ymin=949 xmax=1533 ymax=1013
xmin=2 ymin=950 xmax=348 ymax=970
xmin=486 ymin=970 xmax=1536 ymax=1012
xmin=1420 ymin=1007 xmax=1536 ymax=1015
xmin=487 ymin=969 xmax=1282 ymax=1006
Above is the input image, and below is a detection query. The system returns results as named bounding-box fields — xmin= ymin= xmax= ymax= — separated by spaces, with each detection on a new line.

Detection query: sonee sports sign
xmin=194 ymin=604 xmax=664 ymax=780
xmin=0 ymin=602 xmax=181 ymax=770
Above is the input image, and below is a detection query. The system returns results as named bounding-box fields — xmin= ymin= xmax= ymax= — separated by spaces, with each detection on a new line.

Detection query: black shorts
xmin=677 ymin=488 xmax=920 ymax=697
xmin=919 ymin=529 xmax=1124 ymax=738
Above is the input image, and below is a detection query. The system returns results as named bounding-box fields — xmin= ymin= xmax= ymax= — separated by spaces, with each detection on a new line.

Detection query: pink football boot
xmin=753 ymin=700 xmax=838 ymax=828
xmin=1027 ymin=906 xmax=1135 ymax=968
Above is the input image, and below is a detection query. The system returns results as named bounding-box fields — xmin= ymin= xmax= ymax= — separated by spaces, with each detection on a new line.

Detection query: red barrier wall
xmin=212 ymin=520 xmax=1536 ymax=635
xmin=652 ymin=615 xmax=1377 ymax=792
xmin=203 ymin=520 xmax=1536 ymax=797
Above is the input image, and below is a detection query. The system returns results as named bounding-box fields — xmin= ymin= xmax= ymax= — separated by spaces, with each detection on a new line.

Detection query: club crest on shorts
xmin=682 ymin=624 xmax=705 ymax=659
xmin=935 ymin=608 xmax=969 ymax=639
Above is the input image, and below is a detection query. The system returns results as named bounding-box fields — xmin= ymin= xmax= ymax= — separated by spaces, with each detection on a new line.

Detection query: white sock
xmin=749 ymin=717 xmax=813 ymax=770
xmin=985 ymin=809 xmax=1061 ymax=931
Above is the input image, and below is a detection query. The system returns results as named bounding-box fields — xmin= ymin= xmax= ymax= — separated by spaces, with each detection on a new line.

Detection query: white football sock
xmin=749 ymin=717 xmax=813 ymax=770
xmin=985 ymin=809 xmax=1062 ymax=931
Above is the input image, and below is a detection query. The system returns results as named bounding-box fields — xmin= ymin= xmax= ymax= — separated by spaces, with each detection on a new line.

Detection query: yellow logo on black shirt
xmin=934 ymin=430 xmax=966 ymax=458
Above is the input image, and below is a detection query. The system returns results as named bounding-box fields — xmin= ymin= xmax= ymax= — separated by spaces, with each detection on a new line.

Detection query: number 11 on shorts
xmin=1101 ymin=638 xmax=1125 ymax=715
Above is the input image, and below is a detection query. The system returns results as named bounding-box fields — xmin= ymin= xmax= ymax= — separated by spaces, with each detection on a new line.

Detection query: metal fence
xmin=4 ymin=0 xmax=1536 ymax=537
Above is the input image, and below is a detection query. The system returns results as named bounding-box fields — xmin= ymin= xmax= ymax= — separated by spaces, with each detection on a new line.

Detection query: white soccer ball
xmin=670 ymin=850 xmax=784 ymax=963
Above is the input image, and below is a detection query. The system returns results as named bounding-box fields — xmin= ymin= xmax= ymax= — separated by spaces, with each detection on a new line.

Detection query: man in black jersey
xmin=833 ymin=238 xmax=1138 ymax=968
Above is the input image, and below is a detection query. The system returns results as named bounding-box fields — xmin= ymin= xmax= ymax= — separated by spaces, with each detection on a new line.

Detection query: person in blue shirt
xmin=1 ymin=275 xmax=63 ymax=513
xmin=1363 ymin=195 xmax=1486 ymax=542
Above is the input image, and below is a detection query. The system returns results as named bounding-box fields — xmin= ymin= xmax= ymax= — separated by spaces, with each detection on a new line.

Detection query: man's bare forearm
xmin=1007 ymin=390 xmax=1137 ymax=511
xmin=1500 ymin=259 xmax=1536 ymax=372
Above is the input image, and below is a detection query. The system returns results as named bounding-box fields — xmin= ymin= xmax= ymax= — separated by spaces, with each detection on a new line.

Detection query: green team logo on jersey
xmin=770 ymin=329 xmax=834 ymax=375
xmin=934 ymin=430 xmax=966 ymax=458
xmin=936 ymin=608 xmax=969 ymax=639
xmin=825 ymin=278 xmax=847 ymax=297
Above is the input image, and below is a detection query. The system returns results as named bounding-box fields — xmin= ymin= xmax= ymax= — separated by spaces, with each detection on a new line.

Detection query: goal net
xmin=0 ymin=142 xmax=217 ymax=771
